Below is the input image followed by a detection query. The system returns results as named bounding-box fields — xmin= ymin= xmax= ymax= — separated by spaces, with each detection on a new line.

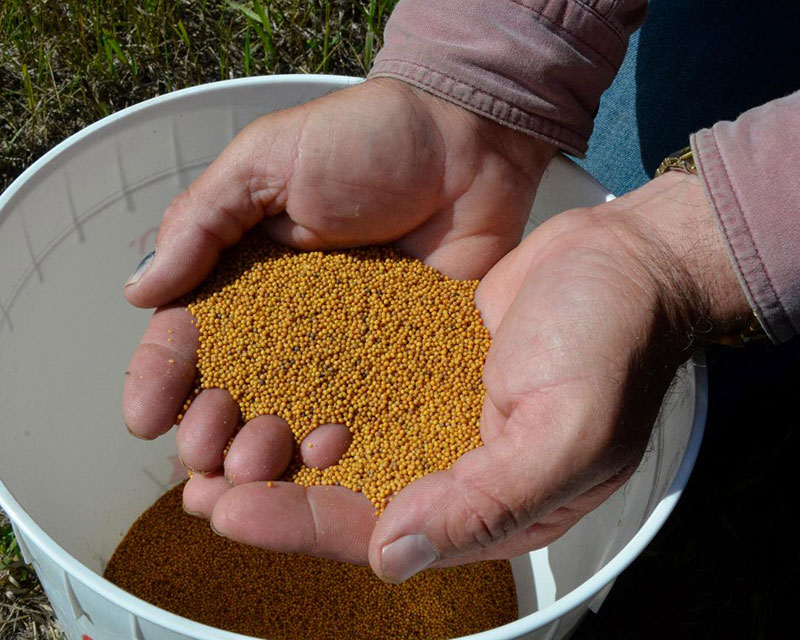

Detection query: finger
xmin=175 ymin=388 xmax=239 ymax=473
xmin=124 ymin=116 xmax=294 ymax=309
xmin=474 ymin=241 xmax=536 ymax=332
xmin=367 ymin=388 xmax=625 ymax=583
xmin=300 ymin=423 xmax=353 ymax=469
xmin=223 ymin=415 xmax=295 ymax=485
xmin=261 ymin=214 xmax=351 ymax=252
xmin=183 ymin=471 xmax=230 ymax=519
xmin=211 ymin=482 xmax=375 ymax=564
xmin=427 ymin=466 xmax=635 ymax=566
xmin=123 ymin=305 xmax=198 ymax=440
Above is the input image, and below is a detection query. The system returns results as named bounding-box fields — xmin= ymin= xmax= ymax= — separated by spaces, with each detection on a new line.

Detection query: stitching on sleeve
xmin=571 ymin=0 xmax=626 ymax=42
xmin=704 ymin=131 xmax=792 ymax=332
xmin=509 ymin=0 xmax=621 ymax=69
xmin=372 ymin=58 xmax=588 ymax=142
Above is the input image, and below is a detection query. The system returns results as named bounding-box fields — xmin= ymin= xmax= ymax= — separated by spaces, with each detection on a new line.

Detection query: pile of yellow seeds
xmin=186 ymin=232 xmax=491 ymax=512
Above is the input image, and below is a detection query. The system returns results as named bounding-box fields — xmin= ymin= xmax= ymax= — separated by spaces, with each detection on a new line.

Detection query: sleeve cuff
xmin=692 ymin=91 xmax=800 ymax=343
xmin=369 ymin=0 xmax=646 ymax=157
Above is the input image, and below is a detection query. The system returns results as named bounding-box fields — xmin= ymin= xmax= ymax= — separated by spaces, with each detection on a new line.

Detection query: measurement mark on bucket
xmin=228 ymin=104 xmax=238 ymax=142
xmin=0 ymin=298 xmax=12 ymax=333
xmin=115 ymin=138 xmax=137 ymax=214
xmin=20 ymin=215 xmax=43 ymax=283
xmin=91 ymin=552 xmax=108 ymax=575
xmin=64 ymin=171 xmax=86 ymax=243
xmin=170 ymin=116 xmax=191 ymax=192
xmin=167 ymin=454 xmax=187 ymax=484
xmin=142 ymin=466 xmax=171 ymax=493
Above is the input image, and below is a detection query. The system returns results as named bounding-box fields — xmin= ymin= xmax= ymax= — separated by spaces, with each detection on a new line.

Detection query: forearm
xmin=369 ymin=0 xmax=647 ymax=157
xmin=691 ymin=91 xmax=800 ymax=343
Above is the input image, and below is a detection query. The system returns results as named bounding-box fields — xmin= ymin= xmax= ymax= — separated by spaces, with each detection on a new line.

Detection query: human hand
xmin=365 ymin=169 xmax=754 ymax=580
xmin=122 ymin=77 xmax=554 ymax=552
xmin=179 ymin=170 xmax=752 ymax=581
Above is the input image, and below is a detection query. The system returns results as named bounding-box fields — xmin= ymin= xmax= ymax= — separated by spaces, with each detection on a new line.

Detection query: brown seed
xmin=105 ymin=484 xmax=517 ymax=639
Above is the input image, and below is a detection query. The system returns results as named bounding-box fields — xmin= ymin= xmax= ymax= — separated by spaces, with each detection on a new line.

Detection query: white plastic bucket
xmin=0 ymin=75 xmax=706 ymax=640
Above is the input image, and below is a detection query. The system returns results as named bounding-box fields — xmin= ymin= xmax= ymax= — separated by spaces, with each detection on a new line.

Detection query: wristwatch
xmin=656 ymin=145 xmax=768 ymax=346
xmin=655 ymin=146 xmax=696 ymax=177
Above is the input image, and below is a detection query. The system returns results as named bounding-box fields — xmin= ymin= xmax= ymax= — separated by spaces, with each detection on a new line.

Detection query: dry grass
xmin=1 ymin=511 xmax=64 ymax=639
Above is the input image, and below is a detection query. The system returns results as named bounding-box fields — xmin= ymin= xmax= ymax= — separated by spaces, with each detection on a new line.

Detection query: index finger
xmin=123 ymin=305 xmax=198 ymax=439
xmin=122 ymin=114 xmax=292 ymax=310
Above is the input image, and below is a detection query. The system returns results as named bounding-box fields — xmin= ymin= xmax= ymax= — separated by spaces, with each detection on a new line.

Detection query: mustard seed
xmin=105 ymin=484 xmax=517 ymax=639
xmin=185 ymin=233 xmax=491 ymax=514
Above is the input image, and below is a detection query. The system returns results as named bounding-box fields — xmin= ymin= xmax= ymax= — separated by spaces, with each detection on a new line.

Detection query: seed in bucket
xmin=185 ymin=233 xmax=491 ymax=513
xmin=105 ymin=484 xmax=517 ymax=639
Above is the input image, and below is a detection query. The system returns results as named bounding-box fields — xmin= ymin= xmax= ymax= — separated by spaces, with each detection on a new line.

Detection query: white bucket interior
xmin=0 ymin=76 xmax=705 ymax=640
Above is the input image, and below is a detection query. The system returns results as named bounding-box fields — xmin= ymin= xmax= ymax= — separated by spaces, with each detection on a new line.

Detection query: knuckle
xmin=165 ymin=187 xmax=194 ymax=220
xmin=448 ymin=478 xmax=521 ymax=553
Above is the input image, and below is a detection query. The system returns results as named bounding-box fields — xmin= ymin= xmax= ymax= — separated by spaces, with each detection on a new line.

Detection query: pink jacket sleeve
xmin=692 ymin=92 xmax=800 ymax=343
xmin=368 ymin=0 xmax=647 ymax=157
xmin=370 ymin=1 xmax=799 ymax=343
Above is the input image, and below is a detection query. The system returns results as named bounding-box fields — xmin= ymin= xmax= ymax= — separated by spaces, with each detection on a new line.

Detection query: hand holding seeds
xmin=123 ymin=79 xmax=750 ymax=583
xmin=123 ymin=77 xmax=554 ymax=307
xmin=122 ymin=78 xmax=553 ymax=567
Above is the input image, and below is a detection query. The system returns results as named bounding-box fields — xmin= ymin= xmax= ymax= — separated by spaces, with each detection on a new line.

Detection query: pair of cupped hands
xmin=123 ymin=78 xmax=748 ymax=583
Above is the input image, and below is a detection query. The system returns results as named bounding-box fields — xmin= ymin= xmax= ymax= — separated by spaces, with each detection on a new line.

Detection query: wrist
xmin=629 ymin=171 xmax=754 ymax=346
xmin=368 ymin=77 xmax=557 ymax=182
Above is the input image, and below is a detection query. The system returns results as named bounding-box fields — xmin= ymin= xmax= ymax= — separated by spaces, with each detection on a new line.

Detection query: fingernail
xmin=210 ymin=521 xmax=227 ymax=538
xmin=182 ymin=506 xmax=204 ymax=518
xmin=381 ymin=534 xmax=439 ymax=584
xmin=125 ymin=250 xmax=155 ymax=287
xmin=125 ymin=422 xmax=152 ymax=440
xmin=178 ymin=455 xmax=198 ymax=473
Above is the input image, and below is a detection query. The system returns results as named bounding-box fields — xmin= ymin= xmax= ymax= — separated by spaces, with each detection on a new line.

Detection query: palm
xmin=475 ymin=213 xmax=671 ymax=519
xmin=361 ymin=203 xmax=691 ymax=572
xmin=162 ymin=172 xmax=744 ymax=582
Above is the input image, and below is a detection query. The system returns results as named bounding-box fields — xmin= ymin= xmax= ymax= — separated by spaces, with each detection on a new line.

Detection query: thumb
xmin=368 ymin=393 xmax=627 ymax=583
xmin=123 ymin=114 xmax=294 ymax=308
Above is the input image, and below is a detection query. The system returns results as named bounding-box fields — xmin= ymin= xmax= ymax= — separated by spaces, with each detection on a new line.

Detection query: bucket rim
xmin=0 ymin=74 xmax=708 ymax=640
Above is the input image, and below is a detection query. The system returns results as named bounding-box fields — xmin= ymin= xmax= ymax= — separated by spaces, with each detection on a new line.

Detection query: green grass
xmin=0 ymin=0 xmax=398 ymax=193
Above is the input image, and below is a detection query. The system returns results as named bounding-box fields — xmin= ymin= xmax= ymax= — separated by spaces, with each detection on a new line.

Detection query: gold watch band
xmin=655 ymin=145 xmax=696 ymax=177
xmin=655 ymin=145 xmax=768 ymax=347
xmin=713 ymin=312 xmax=769 ymax=347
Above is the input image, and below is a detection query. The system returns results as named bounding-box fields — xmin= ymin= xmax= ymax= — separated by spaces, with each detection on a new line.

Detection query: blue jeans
xmin=571 ymin=4 xmax=800 ymax=637
xmin=577 ymin=0 xmax=800 ymax=196
xmin=576 ymin=0 xmax=800 ymax=397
